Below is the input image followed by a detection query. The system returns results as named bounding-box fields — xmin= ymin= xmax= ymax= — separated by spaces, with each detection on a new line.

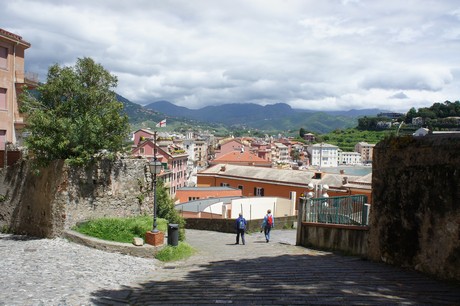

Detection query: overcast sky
xmin=4 ymin=0 xmax=460 ymax=112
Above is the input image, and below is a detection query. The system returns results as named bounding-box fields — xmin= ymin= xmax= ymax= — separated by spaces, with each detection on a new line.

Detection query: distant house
xmin=307 ymin=143 xmax=339 ymax=168
xmin=412 ymin=117 xmax=424 ymax=126
xmin=303 ymin=133 xmax=316 ymax=143
xmin=413 ymin=127 xmax=430 ymax=137
xmin=355 ymin=142 xmax=375 ymax=164
xmin=214 ymin=138 xmax=244 ymax=159
xmin=209 ymin=148 xmax=272 ymax=167
xmin=131 ymin=134 xmax=188 ymax=197
xmin=338 ymin=150 xmax=362 ymax=165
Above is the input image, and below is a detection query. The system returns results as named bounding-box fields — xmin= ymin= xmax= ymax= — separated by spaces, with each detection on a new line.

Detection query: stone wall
xmin=368 ymin=134 xmax=460 ymax=281
xmin=184 ymin=216 xmax=297 ymax=233
xmin=298 ymin=223 xmax=369 ymax=257
xmin=0 ymin=158 xmax=152 ymax=238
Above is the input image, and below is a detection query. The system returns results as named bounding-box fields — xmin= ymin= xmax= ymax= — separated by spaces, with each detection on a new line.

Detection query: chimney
xmin=220 ymin=165 xmax=226 ymax=172
xmin=342 ymin=176 xmax=348 ymax=185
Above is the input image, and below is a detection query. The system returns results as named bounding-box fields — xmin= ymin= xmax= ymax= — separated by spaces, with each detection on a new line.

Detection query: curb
xmin=63 ymin=230 xmax=164 ymax=259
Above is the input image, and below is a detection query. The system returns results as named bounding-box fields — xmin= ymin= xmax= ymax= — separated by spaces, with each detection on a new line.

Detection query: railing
xmin=302 ymin=195 xmax=370 ymax=226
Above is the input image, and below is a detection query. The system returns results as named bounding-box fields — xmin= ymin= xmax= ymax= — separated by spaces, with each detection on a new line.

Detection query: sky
xmin=3 ymin=0 xmax=460 ymax=112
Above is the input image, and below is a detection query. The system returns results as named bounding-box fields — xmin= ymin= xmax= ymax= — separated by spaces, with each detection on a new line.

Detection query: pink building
xmin=132 ymin=130 xmax=188 ymax=197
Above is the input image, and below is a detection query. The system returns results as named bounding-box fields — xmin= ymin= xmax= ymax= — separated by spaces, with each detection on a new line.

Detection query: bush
xmin=155 ymin=242 xmax=195 ymax=262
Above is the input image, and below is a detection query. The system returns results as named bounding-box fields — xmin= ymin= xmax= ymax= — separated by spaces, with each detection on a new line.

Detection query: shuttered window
xmin=0 ymin=47 xmax=7 ymax=69
xmin=0 ymin=88 xmax=6 ymax=110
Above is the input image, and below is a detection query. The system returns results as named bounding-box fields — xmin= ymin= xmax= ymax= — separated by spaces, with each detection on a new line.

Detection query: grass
xmin=72 ymin=215 xmax=195 ymax=262
xmin=155 ymin=242 xmax=195 ymax=262
xmin=73 ymin=215 xmax=168 ymax=243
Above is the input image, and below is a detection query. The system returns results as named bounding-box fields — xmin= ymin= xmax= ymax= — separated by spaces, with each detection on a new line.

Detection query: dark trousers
xmin=236 ymin=229 xmax=245 ymax=244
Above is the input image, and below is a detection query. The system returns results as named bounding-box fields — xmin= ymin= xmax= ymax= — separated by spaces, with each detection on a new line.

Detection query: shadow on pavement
xmin=90 ymin=252 xmax=460 ymax=305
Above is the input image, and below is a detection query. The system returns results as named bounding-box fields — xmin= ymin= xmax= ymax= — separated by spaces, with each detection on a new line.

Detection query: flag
xmin=156 ymin=119 xmax=166 ymax=127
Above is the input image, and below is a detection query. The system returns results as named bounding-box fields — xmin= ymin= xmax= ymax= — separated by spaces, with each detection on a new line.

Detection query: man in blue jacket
xmin=235 ymin=213 xmax=247 ymax=245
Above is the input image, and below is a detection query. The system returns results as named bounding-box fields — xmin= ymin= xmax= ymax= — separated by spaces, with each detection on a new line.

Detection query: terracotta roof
xmin=199 ymin=164 xmax=362 ymax=189
xmin=212 ymin=150 xmax=271 ymax=165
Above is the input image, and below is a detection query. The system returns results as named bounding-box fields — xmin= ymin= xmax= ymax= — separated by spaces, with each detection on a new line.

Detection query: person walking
xmin=235 ymin=213 xmax=247 ymax=245
xmin=261 ymin=209 xmax=274 ymax=243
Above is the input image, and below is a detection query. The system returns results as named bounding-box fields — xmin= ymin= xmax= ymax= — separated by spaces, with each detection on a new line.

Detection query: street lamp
xmin=148 ymin=135 xmax=163 ymax=233
xmin=308 ymin=182 xmax=329 ymax=198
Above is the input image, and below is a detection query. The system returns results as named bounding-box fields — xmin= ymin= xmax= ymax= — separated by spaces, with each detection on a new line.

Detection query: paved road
xmin=1 ymin=230 xmax=459 ymax=305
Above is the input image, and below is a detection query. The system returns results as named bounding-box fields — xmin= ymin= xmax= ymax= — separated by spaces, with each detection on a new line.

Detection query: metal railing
xmin=302 ymin=195 xmax=370 ymax=226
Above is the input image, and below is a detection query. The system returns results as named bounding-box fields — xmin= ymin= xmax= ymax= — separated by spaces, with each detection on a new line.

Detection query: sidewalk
xmin=92 ymin=229 xmax=460 ymax=305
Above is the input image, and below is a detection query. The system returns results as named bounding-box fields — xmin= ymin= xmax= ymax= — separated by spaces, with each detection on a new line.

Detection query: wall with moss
xmin=368 ymin=134 xmax=460 ymax=281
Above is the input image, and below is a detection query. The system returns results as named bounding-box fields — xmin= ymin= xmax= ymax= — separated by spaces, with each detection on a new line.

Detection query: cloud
xmin=389 ymin=92 xmax=409 ymax=99
xmin=3 ymin=0 xmax=460 ymax=112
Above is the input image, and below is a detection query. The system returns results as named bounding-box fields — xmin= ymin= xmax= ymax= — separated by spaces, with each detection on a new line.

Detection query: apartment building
xmin=0 ymin=28 xmax=35 ymax=150
xmin=197 ymin=164 xmax=372 ymax=206
xmin=307 ymin=143 xmax=339 ymax=168
xmin=132 ymin=129 xmax=188 ymax=197
xmin=355 ymin=142 xmax=375 ymax=164
xmin=338 ymin=150 xmax=362 ymax=165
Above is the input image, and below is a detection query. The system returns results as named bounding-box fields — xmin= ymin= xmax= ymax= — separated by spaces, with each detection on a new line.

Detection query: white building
xmin=272 ymin=142 xmax=289 ymax=164
xmin=338 ymin=150 xmax=362 ymax=165
xmin=307 ymin=143 xmax=339 ymax=168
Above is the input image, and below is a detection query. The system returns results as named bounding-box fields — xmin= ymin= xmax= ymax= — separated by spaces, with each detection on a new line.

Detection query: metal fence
xmin=302 ymin=195 xmax=370 ymax=226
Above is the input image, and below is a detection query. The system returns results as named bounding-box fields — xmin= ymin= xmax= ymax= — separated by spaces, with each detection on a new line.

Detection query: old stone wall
xmin=0 ymin=158 xmax=152 ymax=238
xmin=298 ymin=223 xmax=369 ymax=257
xmin=368 ymin=134 xmax=460 ymax=281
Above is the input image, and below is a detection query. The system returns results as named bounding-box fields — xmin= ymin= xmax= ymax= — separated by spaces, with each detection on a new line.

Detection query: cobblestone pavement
xmin=1 ymin=230 xmax=459 ymax=305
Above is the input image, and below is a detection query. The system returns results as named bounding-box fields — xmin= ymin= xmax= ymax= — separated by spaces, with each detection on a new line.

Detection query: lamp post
xmin=308 ymin=182 xmax=329 ymax=198
xmin=149 ymin=157 xmax=162 ymax=233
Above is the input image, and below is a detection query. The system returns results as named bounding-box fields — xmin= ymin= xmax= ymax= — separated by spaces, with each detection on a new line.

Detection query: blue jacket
xmin=235 ymin=216 xmax=247 ymax=230
xmin=262 ymin=214 xmax=274 ymax=228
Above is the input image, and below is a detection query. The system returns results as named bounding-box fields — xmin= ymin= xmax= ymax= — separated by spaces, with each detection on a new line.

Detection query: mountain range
xmin=117 ymin=94 xmax=388 ymax=134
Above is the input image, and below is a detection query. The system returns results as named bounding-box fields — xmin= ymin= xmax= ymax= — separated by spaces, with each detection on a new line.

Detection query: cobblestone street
xmin=1 ymin=230 xmax=459 ymax=305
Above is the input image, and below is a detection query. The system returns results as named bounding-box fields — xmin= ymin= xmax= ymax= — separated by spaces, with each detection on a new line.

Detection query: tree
xmin=156 ymin=180 xmax=186 ymax=241
xmin=20 ymin=57 xmax=129 ymax=166
xmin=299 ymin=128 xmax=306 ymax=138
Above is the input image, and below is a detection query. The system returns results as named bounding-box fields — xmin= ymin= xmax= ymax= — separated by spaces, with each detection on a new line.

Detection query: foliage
xmin=156 ymin=180 xmax=186 ymax=241
xmin=154 ymin=242 xmax=195 ymax=262
xmin=72 ymin=216 xmax=168 ymax=243
xmin=20 ymin=57 xmax=130 ymax=167
xmin=319 ymin=128 xmax=391 ymax=151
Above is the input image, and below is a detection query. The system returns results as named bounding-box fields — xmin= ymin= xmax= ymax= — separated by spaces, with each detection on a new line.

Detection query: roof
xmin=175 ymin=196 xmax=244 ymax=212
xmin=178 ymin=186 xmax=240 ymax=192
xmin=212 ymin=150 xmax=271 ymax=165
xmin=0 ymin=28 xmax=31 ymax=47
xmin=199 ymin=164 xmax=362 ymax=189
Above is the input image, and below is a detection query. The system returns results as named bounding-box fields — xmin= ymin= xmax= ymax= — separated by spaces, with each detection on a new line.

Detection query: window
xmin=0 ymin=88 xmax=6 ymax=110
xmin=139 ymin=148 xmax=144 ymax=154
xmin=0 ymin=130 xmax=6 ymax=150
xmin=220 ymin=182 xmax=229 ymax=187
xmin=254 ymin=187 xmax=264 ymax=196
xmin=238 ymin=185 xmax=243 ymax=191
xmin=0 ymin=46 xmax=7 ymax=69
xmin=188 ymin=197 xmax=199 ymax=201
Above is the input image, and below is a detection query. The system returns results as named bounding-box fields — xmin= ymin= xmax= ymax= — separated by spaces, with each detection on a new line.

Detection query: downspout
xmin=12 ymin=41 xmax=18 ymax=145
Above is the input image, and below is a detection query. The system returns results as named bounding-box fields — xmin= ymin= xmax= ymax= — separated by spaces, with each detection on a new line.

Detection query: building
xmin=355 ymin=142 xmax=375 ymax=164
xmin=214 ymin=138 xmax=244 ymax=159
xmin=132 ymin=130 xmax=188 ymax=197
xmin=0 ymin=28 xmax=35 ymax=150
xmin=197 ymin=164 xmax=371 ymax=207
xmin=338 ymin=150 xmax=362 ymax=165
xmin=271 ymin=142 xmax=290 ymax=164
xmin=175 ymin=186 xmax=242 ymax=204
xmin=307 ymin=143 xmax=339 ymax=168
xmin=210 ymin=148 xmax=272 ymax=167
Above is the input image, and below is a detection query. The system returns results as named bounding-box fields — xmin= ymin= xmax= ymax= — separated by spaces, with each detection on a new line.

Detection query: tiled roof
xmin=213 ymin=150 xmax=271 ymax=165
xmin=0 ymin=28 xmax=30 ymax=47
xmin=199 ymin=164 xmax=362 ymax=188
